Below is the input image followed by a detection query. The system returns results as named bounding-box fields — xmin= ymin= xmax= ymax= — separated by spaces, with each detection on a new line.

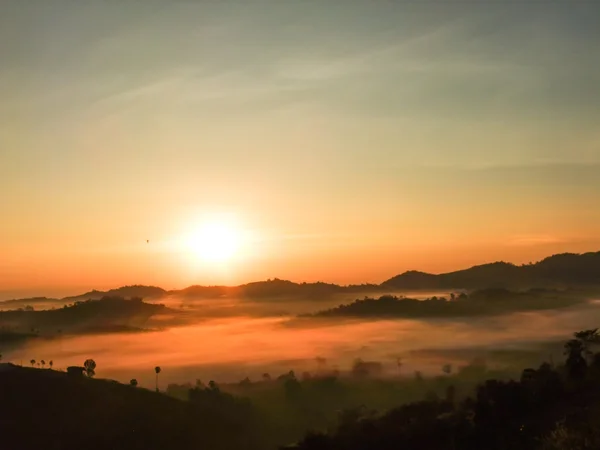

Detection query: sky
xmin=1 ymin=0 xmax=600 ymax=297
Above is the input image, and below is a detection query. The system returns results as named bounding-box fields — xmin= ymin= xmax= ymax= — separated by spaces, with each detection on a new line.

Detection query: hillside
xmin=384 ymin=251 xmax=600 ymax=290
xmin=288 ymin=329 xmax=600 ymax=450
xmin=3 ymin=251 xmax=599 ymax=307
xmin=0 ymin=364 xmax=267 ymax=450
xmin=309 ymin=288 xmax=585 ymax=319
xmin=173 ymin=279 xmax=378 ymax=300
xmin=64 ymin=285 xmax=167 ymax=302
xmin=0 ymin=296 xmax=172 ymax=337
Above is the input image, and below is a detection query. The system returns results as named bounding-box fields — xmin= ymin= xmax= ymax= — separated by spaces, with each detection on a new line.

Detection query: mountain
xmin=383 ymin=252 xmax=600 ymax=290
xmin=63 ymin=285 xmax=167 ymax=302
xmin=172 ymin=279 xmax=377 ymax=300
xmin=2 ymin=251 xmax=599 ymax=306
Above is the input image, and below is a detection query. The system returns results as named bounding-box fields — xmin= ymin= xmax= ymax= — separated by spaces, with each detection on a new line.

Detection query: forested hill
xmin=0 ymin=364 xmax=268 ymax=450
xmin=3 ymin=252 xmax=599 ymax=306
xmin=383 ymin=251 xmax=600 ymax=290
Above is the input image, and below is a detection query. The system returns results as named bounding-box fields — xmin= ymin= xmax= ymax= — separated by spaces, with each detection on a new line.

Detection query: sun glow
xmin=185 ymin=221 xmax=242 ymax=263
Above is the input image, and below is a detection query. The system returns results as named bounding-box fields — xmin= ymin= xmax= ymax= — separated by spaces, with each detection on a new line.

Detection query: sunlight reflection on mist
xmin=7 ymin=299 xmax=600 ymax=388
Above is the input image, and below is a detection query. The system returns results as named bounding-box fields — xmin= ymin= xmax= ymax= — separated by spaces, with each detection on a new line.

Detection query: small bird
xmin=146 ymin=240 xmax=149 ymax=244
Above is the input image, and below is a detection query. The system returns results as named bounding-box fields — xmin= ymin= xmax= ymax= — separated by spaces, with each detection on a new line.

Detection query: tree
xmin=155 ymin=366 xmax=161 ymax=392
xmin=130 ymin=379 xmax=138 ymax=387
xmin=49 ymin=360 xmax=53 ymax=370
xmin=41 ymin=360 xmax=46 ymax=369
xmin=262 ymin=373 xmax=271 ymax=382
xmin=564 ymin=339 xmax=586 ymax=379
xmin=30 ymin=359 xmax=35 ymax=367
xmin=83 ymin=359 xmax=96 ymax=378
xmin=574 ymin=329 xmax=600 ymax=362
xmin=442 ymin=364 xmax=453 ymax=375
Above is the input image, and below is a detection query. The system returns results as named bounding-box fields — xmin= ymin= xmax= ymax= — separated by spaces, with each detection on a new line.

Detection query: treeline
xmin=289 ymin=329 xmax=600 ymax=449
xmin=163 ymin=358 xmax=519 ymax=446
xmin=3 ymin=329 xmax=600 ymax=449
xmin=309 ymin=288 xmax=584 ymax=319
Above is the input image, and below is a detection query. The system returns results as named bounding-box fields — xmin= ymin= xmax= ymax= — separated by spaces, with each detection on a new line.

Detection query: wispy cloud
xmin=506 ymin=235 xmax=565 ymax=247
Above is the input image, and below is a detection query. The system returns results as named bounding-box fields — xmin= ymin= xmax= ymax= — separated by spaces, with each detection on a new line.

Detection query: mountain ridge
xmin=2 ymin=251 xmax=599 ymax=304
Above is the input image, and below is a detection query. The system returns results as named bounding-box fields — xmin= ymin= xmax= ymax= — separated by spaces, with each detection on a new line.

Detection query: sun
xmin=186 ymin=221 xmax=241 ymax=263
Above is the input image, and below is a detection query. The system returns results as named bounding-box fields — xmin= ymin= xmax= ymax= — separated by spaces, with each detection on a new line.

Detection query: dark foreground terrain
xmin=0 ymin=363 xmax=270 ymax=450
xmin=3 ymin=329 xmax=600 ymax=450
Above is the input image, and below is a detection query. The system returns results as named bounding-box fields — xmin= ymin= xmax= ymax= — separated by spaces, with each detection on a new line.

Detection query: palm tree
xmin=49 ymin=360 xmax=53 ymax=370
xmin=30 ymin=359 xmax=35 ymax=367
xmin=154 ymin=366 xmax=161 ymax=392
xmin=41 ymin=360 xmax=46 ymax=369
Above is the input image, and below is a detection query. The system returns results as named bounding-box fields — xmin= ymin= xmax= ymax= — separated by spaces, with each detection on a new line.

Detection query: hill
xmin=0 ymin=296 xmax=172 ymax=338
xmin=172 ymin=279 xmax=378 ymax=300
xmin=64 ymin=285 xmax=167 ymax=302
xmin=0 ymin=364 xmax=267 ymax=450
xmin=384 ymin=251 xmax=600 ymax=290
xmin=3 ymin=251 xmax=599 ymax=307
xmin=289 ymin=329 xmax=600 ymax=450
xmin=0 ymin=296 xmax=60 ymax=306
xmin=308 ymin=288 xmax=585 ymax=319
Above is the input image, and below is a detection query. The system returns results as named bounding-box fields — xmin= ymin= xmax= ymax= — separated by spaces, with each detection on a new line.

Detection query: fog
xmin=6 ymin=294 xmax=600 ymax=389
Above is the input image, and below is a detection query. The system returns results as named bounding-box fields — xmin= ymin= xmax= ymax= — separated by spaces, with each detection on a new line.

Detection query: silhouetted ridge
xmin=64 ymin=285 xmax=167 ymax=301
xmin=309 ymin=288 xmax=585 ymax=319
xmin=3 ymin=251 xmax=598 ymax=305
xmin=0 ymin=296 xmax=171 ymax=336
xmin=384 ymin=251 xmax=600 ymax=290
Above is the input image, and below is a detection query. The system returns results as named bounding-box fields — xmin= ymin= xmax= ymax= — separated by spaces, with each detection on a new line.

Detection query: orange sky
xmin=1 ymin=1 xmax=599 ymax=298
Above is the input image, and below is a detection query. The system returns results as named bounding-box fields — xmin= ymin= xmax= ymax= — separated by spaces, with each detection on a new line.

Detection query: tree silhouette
xmin=565 ymin=339 xmax=587 ymax=378
xmin=574 ymin=328 xmax=600 ymax=362
xmin=41 ymin=360 xmax=46 ymax=369
xmin=83 ymin=359 xmax=96 ymax=378
xmin=30 ymin=359 xmax=35 ymax=367
xmin=49 ymin=360 xmax=53 ymax=370
xmin=262 ymin=373 xmax=271 ymax=382
xmin=442 ymin=363 xmax=452 ymax=375
xmin=130 ymin=379 xmax=138 ymax=387
xmin=154 ymin=366 xmax=161 ymax=392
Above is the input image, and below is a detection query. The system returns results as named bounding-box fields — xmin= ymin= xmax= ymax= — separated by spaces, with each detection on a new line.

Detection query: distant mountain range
xmin=383 ymin=251 xmax=600 ymax=290
xmin=2 ymin=251 xmax=599 ymax=305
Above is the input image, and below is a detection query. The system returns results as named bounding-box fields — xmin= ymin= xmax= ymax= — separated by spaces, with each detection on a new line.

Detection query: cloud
xmin=506 ymin=235 xmax=565 ymax=247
